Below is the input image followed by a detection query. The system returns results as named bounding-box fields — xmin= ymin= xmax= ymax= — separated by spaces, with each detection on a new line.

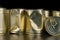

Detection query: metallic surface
xmin=20 ymin=10 xmax=31 ymax=33
xmin=30 ymin=10 xmax=43 ymax=33
xmin=0 ymin=33 xmax=60 ymax=40
xmin=0 ymin=8 xmax=6 ymax=34
xmin=1 ymin=9 xmax=60 ymax=36
xmin=53 ymin=11 xmax=60 ymax=17
xmin=42 ymin=10 xmax=49 ymax=28
xmin=45 ymin=16 xmax=60 ymax=36
xmin=42 ymin=10 xmax=49 ymax=18
xmin=10 ymin=9 xmax=20 ymax=33
xmin=3 ymin=9 xmax=11 ymax=34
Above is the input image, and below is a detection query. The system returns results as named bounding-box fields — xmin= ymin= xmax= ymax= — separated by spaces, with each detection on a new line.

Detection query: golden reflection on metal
xmin=20 ymin=10 xmax=31 ymax=33
xmin=3 ymin=9 xmax=6 ymax=34
xmin=10 ymin=9 xmax=20 ymax=33
xmin=42 ymin=10 xmax=49 ymax=18
xmin=29 ymin=10 xmax=43 ymax=33
xmin=49 ymin=17 xmax=57 ymax=28
xmin=3 ymin=9 xmax=11 ymax=34
xmin=0 ymin=8 xmax=6 ymax=34
xmin=10 ymin=9 xmax=19 ymax=15
xmin=45 ymin=16 xmax=60 ymax=36
xmin=42 ymin=10 xmax=49 ymax=27
xmin=10 ymin=16 xmax=19 ymax=33
xmin=53 ymin=11 xmax=60 ymax=17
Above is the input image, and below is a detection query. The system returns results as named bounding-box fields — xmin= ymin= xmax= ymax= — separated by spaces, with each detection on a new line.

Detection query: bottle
xmin=53 ymin=11 xmax=60 ymax=17
xmin=0 ymin=8 xmax=6 ymax=34
xmin=42 ymin=10 xmax=49 ymax=25
xmin=10 ymin=9 xmax=20 ymax=34
xmin=3 ymin=9 xmax=11 ymax=34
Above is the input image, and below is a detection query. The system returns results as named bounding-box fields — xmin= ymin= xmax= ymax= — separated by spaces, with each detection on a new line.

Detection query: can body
xmin=10 ymin=9 xmax=20 ymax=33
xmin=53 ymin=11 xmax=60 ymax=17
xmin=0 ymin=8 xmax=6 ymax=34
xmin=45 ymin=16 xmax=60 ymax=36
xmin=29 ymin=9 xmax=43 ymax=34
xmin=20 ymin=9 xmax=31 ymax=33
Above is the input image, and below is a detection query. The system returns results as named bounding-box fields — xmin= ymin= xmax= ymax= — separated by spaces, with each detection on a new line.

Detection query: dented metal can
xmin=45 ymin=16 xmax=60 ymax=36
xmin=45 ymin=11 xmax=60 ymax=36
xmin=3 ymin=9 xmax=11 ymax=34
xmin=28 ymin=9 xmax=43 ymax=34
xmin=20 ymin=9 xmax=31 ymax=33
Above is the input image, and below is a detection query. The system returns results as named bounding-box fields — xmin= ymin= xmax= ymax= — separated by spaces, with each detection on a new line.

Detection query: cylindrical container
xmin=28 ymin=9 xmax=43 ymax=34
xmin=9 ymin=9 xmax=20 ymax=33
xmin=42 ymin=10 xmax=49 ymax=24
xmin=45 ymin=16 xmax=60 ymax=36
xmin=20 ymin=9 xmax=31 ymax=34
xmin=3 ymin=9 xmax=11 ymax=34
xmin=53 ymin=11 xmax=60 ymax=17
xmin=0 ymin=8 xmax=6 ymax=34
xmin=45 ymin=10 xmax=60 ymax=36
xmin=42 ymin=10 xmax=49 ymax=18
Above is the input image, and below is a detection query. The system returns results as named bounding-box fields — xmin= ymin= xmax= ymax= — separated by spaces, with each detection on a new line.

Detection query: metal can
xmin=29 ymin=9 xmax=43 ymax=34
xmin=53 ymin=11 xmax=60 ymax=17
xmin=0 ymin=8 xmax=6 ymax=34
xmin=9 ymin=9 xmax=20 ymax=34
xmin=45 ymin=16 xmax=60 ymax=36
xmin=42 ymin=10 xmax=49 ymax=26
xmin=20 ymin=9 xmax=31 ymax=34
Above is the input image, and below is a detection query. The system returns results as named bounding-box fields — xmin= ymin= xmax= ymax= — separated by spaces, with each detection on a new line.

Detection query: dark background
xmin=0 ymin=0 xmax=60 ymax=10
xmin=0 ymin=0 xmax=60 ymax=17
